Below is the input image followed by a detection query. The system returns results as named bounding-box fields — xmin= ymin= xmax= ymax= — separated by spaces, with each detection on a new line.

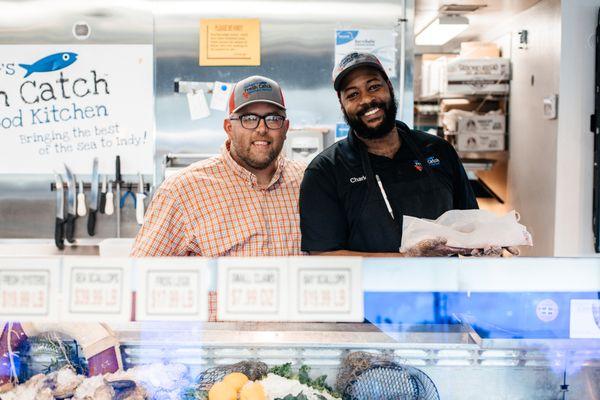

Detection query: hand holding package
xmin=400 ymin=209 xmax=533 ymax=252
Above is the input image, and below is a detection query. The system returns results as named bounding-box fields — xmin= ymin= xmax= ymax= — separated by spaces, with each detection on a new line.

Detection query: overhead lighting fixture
xmin=416 ymin=15 xmax=469 ymax=46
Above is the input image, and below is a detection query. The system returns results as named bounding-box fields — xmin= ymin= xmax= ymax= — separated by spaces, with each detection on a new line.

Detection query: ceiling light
xmin=416 ymin=15 xmax=469 ymax=46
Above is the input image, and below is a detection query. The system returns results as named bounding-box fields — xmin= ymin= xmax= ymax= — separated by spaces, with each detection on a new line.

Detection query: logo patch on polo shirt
xmin=413 ymin=156 xmax=441 ymax=171
xmin=427 ymin=156 xmax=441 ymax=167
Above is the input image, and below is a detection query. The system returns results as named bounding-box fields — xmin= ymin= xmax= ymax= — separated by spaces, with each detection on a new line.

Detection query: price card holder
xmin=570 ymin=299 xmax=600 ymax=339
xmin=0 ymin=258 xmax=60 ymax=322
xmin=288 ymin=257 xmax=363 ymax=322
xmin=135 ymin=258 xmax=211 ymax=321
xmin=62 ymin=258 xmax=132 ymax=322
xmin=217 ymin=257 xmax=288 ymax=321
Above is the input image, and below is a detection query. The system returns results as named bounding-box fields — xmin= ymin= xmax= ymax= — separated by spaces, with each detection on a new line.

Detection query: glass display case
xmin=0 ymin=256 xmax=599 ymax=399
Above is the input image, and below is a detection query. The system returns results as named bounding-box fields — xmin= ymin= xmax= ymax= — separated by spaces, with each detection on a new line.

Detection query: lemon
xmin=208 ymin=381 xmax=237 ymax=400
xmin=222 ymin=372 xmax=250 ymax=392
xmin=239 ymin=382 xmax=266 ymax=400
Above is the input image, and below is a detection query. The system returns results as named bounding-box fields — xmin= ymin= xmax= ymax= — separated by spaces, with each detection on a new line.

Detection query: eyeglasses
xmin=229 ymin=114 xmax=286 ymax=130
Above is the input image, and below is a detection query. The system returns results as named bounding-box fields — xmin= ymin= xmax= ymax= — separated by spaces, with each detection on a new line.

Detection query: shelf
xmin=417 ymin=93 xmax=509 ymax=102
xmin=459 ymin=150 xmax=508 ymax=161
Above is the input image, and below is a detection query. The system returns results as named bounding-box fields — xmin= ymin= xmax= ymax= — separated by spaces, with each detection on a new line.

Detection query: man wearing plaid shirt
xmin=131 ymin=76 xmax=305 ymax=318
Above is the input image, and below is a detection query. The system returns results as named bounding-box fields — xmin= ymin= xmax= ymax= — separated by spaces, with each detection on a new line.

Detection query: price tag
xmin=135 ymin=258 xmax=210 ymax=321
xmin=289 ymin=257 xmax=363 ymax=322
xmin=0 ymin=258 xmax=59 ymax=321
xmin=62 ymin=258 xmax=132 ymax=322
xmin=570 ymin=299 xmax=600 ymax=338
xmin=217 ymin=258 xmax=287 ymax=321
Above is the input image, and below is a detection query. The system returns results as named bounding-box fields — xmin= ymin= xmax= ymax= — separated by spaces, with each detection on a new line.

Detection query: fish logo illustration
xmin=19 ymin=52 xmax=78 ymax=78
xmin=413 ymin=160 xmax=423 ymax=172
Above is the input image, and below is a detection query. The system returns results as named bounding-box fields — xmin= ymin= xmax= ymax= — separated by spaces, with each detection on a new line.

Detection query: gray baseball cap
xmin=332 ymin=52 xmax=388 ymax=91
xmin=228 ymin=75 xmax=286 ymax=114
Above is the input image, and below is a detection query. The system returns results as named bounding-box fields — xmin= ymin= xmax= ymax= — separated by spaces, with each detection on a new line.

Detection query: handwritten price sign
xmin=298 ymin=269 xmax=351 ymax=313
xmin=0 ymin=258 xmax=59 ymax=321
xmin=0 ymin=270 xmax=51 ymax=316
xmin=289 ymin=257 xmax=364 ymax=322
xmin=62 ymin=258 xmax=132 ymax=322
xmin=135 ymin=258 xmax=210 ymax=321
xmin=217 ymin=258 xmax=287 ymax=321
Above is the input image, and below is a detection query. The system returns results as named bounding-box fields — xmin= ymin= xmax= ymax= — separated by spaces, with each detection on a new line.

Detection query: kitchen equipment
xmin=87 ymin=157 xmax=99 ymax=236
xmin=135 ymin=173 xmax=146 ymax=225
xmin=77 ymin=178 xmax=87 ymax=217
xmin=115 ymin=155 xmax=121 ymax=238
xmin=63 ymin=164 xmax=77 ymax=243
xmin=105 ymin=181 xmax=115 ymax=216
xmin=99 ymin=174 xmax=107 ymax=214
xmin=54 ymin=173 xmax=65 ymax=250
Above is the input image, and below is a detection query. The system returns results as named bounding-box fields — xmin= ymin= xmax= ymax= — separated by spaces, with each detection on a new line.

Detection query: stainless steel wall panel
xmin=0 ymin=0 xmax=413 ymax=239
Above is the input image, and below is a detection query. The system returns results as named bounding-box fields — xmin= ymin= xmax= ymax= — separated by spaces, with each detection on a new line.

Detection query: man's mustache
xmin=357 ymin=101 xmax=387 ymax=117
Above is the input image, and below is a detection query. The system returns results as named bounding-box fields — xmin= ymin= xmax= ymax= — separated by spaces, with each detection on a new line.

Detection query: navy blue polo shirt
xmin=299 ymin=121 xmax=478 ymax=253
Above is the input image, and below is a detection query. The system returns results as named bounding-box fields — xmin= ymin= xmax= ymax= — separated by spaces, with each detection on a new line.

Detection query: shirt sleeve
xmin=130 ymin=187 xmax=192 ymax=257
xmin=299 ymin=163 xmax=349 ymax=252
xmin=447 ymin=145 xmax=479 ymax=210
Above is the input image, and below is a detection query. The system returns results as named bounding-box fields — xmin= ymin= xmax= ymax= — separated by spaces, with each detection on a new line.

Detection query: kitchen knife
xmin=115 ymin=156 xmax=121 ymax=237
xmin=64 ymin=164 xmax=77 ymax=243
xmin=105 ymin=180 xmax=115 ymax=216
xmin=136 ymin=173 xmax=146 ymax=225
xmin=87 ymin=157 xmax=99 ymax=236
xmin=54 ymin=173 xmax=65 ymax=250
xmin=77 ymin=178 xmax=87 ymax=217
xmin=99 ymin=174 xmax=107 ymax=214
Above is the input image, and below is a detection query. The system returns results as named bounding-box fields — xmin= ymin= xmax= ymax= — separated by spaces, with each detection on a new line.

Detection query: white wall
xmin=554 ymin=0 xmax=600 ymax=256
xmin=479 ymin=0 xmax=561 ymax=256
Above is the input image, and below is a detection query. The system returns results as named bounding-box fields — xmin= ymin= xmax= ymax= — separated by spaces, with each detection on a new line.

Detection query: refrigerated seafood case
xmin=4 ymin=317 xmax=600 ymax=398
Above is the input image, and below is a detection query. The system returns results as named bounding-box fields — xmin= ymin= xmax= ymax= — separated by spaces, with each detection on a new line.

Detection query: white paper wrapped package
xmin=400 ymin=209 xmax=533 ymax=252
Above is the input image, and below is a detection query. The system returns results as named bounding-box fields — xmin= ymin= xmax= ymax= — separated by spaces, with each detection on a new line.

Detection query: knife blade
xmin=54 ymin=173 xmax=65 ymax=250
xmin=87 ymin=157 xmax=99 ymax=236
xmin=64 ymin=164 xmax=77 ymax=243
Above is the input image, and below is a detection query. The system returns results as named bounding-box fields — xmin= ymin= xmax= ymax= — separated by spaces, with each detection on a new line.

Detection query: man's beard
xmin=343 ymin=92 xmax=398 ymax=140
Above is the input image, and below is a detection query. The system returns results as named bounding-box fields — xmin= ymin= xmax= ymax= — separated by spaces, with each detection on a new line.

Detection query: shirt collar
xmin=221 ymin=141 xmax=286 ymax=189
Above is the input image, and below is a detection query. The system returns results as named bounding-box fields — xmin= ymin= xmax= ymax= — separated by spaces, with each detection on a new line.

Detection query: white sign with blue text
xmin=335 ymin=30 xmax=397 ymax=79
xmin=0 ymin=45 xmax=154 ymax=174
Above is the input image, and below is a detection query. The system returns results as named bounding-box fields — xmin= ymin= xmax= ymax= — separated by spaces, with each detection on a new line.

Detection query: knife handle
xmin=99 ymin=192 xmax=106 ymax=214
xmin=136 ymin=193 xmax=146 ymax=225
xmin=115 ymin=155 xmax=121 ymax=183
xmin=105 ymin=192 xmax=114 ymax=215
xmin=87 ymin=210 xmax=97 ymax=236
xmin=65 ymin=213 xmax=76 ymax=243
xmin=77 ymin=192 xmax=87 ymax=216
xmin=55 ymin=217 xmax=64 ymax=250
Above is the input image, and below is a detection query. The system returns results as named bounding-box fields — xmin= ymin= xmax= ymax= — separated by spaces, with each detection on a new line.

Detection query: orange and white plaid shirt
xmin=131 ymin=142 xmax=306 ymax=257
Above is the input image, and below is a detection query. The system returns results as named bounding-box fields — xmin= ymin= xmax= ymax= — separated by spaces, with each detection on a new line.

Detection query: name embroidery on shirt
xmin=350 ymin=175 xmax=367 ymax=183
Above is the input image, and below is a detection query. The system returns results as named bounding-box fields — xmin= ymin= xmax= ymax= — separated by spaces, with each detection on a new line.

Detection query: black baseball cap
xmin=332 ymin=52 xmax=389 ymax=91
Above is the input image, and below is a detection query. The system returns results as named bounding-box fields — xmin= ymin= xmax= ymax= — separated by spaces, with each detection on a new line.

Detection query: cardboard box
xmin=460 ymin=41 xmax=500 ymax=58
xmin=457 ymin=133 xmax=505 ymax=152
xmin=445 ymin=82 xmax=510 ymax=95
xmin=446 ymin=58 xmax=510 ymax=82
xmin=458 ymin=114 xmax=505 ymax=135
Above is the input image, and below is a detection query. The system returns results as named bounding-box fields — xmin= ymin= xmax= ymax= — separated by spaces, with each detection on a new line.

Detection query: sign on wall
xmin=0 ymin=45 xmax=154 ymax=174
xmin=200 ymin=19 xmax=261 ymax=66
xmin=335 ymin=29 xmax=397 ymax=78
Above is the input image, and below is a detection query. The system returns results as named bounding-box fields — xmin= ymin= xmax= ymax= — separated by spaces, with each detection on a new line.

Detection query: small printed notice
xmin=187 ymin=89 xmax=211 ymax=120
xmin=210 ymin=81 xmax=234 ymax=111
xmin=135 ymin=258 xmax=210 ymax=321
xmin=62 ymin=258 xmax=131 ymax=322
xmin=200 ymin=19 xmax=260 ymax=66
xmin=289 ymin=257 xmax=363 ymax=322
xmin=570 ymin=299 xmax=600 ymax=339
xmin=335 ymin=29 xmax=397 ymax=78
xmin=0 ymin=258 xmax=59 ymax=321
xmin=217 ymin=258 xmax=287 ymax=321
